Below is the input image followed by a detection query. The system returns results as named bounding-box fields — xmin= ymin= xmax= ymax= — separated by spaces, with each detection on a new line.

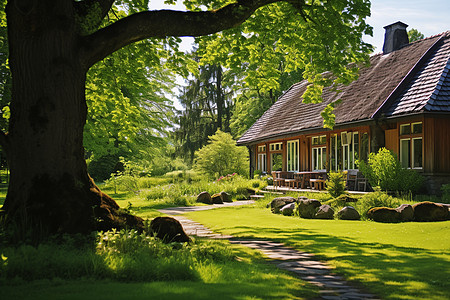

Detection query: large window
xmin=311 ymin=135 xmax=327 ymax=170
xmin=399 ymin=122 xmax=423 ymax=169
xmin=330 ymin=131 xmax=365 ymax=171
xmin=257 ymin=144 xmax=267 ymax=172
xmin=287 ymin=140 xmax=299 ymax=171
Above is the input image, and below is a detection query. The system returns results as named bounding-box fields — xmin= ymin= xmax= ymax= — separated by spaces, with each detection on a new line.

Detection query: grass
xmin=185 ymin=200 xmax=450 ymax=300
xmin=1 ymin=233 xmax=317 ymax=300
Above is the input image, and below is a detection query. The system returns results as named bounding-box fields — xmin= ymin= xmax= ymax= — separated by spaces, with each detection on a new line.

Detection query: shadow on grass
xmin=220 ymin=225 xmax=450 ymax=300
xmin=2 ymin=279 xmax=315 ymax=300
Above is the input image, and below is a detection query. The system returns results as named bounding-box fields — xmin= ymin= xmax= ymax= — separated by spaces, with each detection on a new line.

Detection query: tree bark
xmin=2 ymin=1 xmax=142 ymax=236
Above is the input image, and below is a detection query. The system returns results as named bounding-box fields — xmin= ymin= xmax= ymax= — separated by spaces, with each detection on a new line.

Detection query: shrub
xmin=194 ymin=130 xmax=249 ymax=179
xmin=441 ymin=183 xmax=450 ymax=203
xmin=358 ymin=147 xmax=424 ymax=194
xmin=357 ymin=191 xmax=401 ymax=219
xmin=326 ymin=172 xmax=346 ymax=198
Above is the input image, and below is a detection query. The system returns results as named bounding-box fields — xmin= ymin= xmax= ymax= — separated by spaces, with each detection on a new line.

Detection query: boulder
xmin=314 ymin=204 xmax=334 ymax=219
xmin=412 ymin=201 xmax=448 ymax=222
xmin=438 ymin=203 xmax=450 ymax=220
xmin=197 ymin=191 xmax=212 ymax=204
xmin=367 ymin=207 xmax=401 ymax=223
xmin=269 ymin=197 xmax=296 ymax=214
xmin=297 ymin=196 xmax=309 ymax=202
xmin=296 ymin=199 xmax=321 ymax=219
xmin=337 ymin=206 xmax=360 ymax=220
xmin=149 ymin=216 xmax=190 ymax=243
xmin=220 ymin=191 xmax=232 ymax=202
xmin=211 ymin=193 xmax=224 ymax=204
xmin=281 ymin=203 xmax=296 ymax=216
xmin=396 ymin=204 xmax=414 ymax=222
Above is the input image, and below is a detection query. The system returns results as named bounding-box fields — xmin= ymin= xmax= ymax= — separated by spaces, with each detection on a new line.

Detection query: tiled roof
xmin=383 ymin=32 xmax=450 ymax=115
xmin=237 ymin=32 xmax=450 ymax=145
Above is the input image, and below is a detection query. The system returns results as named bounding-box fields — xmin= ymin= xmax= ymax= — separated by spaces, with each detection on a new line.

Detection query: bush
xmin=357 ymin=191 xmax=401 ymax=219
xmin=194 ymin=130 xmax=249 ymax=179
xmin=326 ymin=172 xmax=346 ymax=198
xmin=358 ymin=147 xmax=424 ymax=194
xmin=441 ymin=183 xmax=450 ymax=203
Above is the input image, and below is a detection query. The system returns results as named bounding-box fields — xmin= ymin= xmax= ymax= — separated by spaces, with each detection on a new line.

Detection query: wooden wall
xmin=424 ymin=115 xmax=450 ymax=174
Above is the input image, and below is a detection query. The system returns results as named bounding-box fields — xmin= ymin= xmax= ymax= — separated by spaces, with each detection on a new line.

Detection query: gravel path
xmin=159 ymin=202 xmax=379 ymax=300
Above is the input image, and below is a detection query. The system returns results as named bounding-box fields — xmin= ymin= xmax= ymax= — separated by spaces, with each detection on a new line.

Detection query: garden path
xmin=159 ymin=202 xmax=379 ymax=300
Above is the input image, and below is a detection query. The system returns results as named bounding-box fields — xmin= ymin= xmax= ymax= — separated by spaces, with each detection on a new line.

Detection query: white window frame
xmin=287 ymin=140 xmax=299 ymax=171
xmin=257 ymin=153 xmax=267 ymax=172
xmin=270 ymin=142 xmax=283 ymax=151
xmin=312 ymin=146 xmax=326 ymax=170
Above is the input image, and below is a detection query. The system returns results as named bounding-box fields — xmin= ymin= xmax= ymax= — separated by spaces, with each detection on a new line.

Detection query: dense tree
xmin=408 ymin=28 xmax=425 ymax=43
xmin=174 ymin=62 xmax=234 ymax=162
xmin=1 ymin=0 xmax=372 ymax=236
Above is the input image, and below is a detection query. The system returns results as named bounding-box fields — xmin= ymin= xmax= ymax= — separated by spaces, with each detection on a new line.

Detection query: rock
xmin=367 ymin=207 xmax=401 ymax=223
xmin=297 ymin=196 xmax=309 ymax=202
xmin=412 ymin=201 xmax=448 ymax=222
xmin=281 ymin=203 xmax=296 ymax=216
xmin=149 ymin=216 xmax=191 ymax=243
xmin=269 ymin=197 xmax=296 ymax=214
xmin=314 ymin=204 xmax=334 ymax=219
xmin=220 ymin=191 xmax=232 ymax=202
xmin=296 ymin=199 xmax=322 ymax=219
xmin=396 ymin=204 xmax=414 ymax=222
xmin=197 ymin=191 xmax=212 ymax=204
xmin=211 ymin=193 xmax=224 ymax=204
xmin=337 ymin=206 xmax=360 ymax=220
xmin=438 ymin=203 xmax=450 ymax=220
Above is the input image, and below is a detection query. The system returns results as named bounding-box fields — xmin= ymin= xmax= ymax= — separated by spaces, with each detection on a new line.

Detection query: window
xmin=330 ymin=131 xmax=363 ymax=171
xmin=270 ymin=142 xmax=283 ymax=151
xmin=312 ymin=135 xmax=326 ymax=146
xmin=360 ymin=132 xmax=369 ymax=162
xmin=330 ymin=134 xmax=342 ymax=171
xmin=412 ymin=138 xmax=423 ymax=169
xmin=257 ymin=153 xmax=267 ymax=172
xmin=399 ymin=122 xmax=423 ymax=169
xmin=257 ymin=145 xmax=266 ymax=152
xmin=271 ymin=153 xmax=283 ymax=171
xmin=312 ymin=147 xmax=326 ymax=170
xmin=287 ymin=140 xmax=299 ymax=171
xmin=400 ymin=139 xmax=411 ymax=168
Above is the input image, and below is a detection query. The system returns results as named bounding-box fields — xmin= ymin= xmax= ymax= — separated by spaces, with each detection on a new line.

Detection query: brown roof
xmin=237 ymin=32 xmax=450 ymax=145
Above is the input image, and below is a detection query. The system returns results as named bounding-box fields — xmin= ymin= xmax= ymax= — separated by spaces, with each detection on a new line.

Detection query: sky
xmin=149 ymin=0 xmax=450 ymax=53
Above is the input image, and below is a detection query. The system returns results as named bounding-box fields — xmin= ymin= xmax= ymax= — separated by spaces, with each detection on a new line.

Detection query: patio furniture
xmin=272 ymin=171 xmax=286 ymax=188
xmin=356 ymin=171 xmax=368 ymax=191
xmin=346 ymin=169 xmax=358 ymax=191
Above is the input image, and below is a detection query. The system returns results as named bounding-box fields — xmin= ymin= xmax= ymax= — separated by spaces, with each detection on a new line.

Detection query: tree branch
xmin=80 ymin=0 xmax=298 ymax=69
xmin=74 ymin=0 xmax=115 ymax=21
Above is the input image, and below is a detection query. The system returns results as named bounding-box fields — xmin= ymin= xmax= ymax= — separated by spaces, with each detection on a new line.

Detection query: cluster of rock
xmin=367 ymin=201 xmax=450 ymax=223
xmin=268 ymin=196 xmax=361 ymax=220
xmin=196 ymin=191 xmax=233 ymax=204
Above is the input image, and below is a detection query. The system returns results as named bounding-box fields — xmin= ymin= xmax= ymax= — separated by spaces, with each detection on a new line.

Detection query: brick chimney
xmin=383 ymin=21 xmax=409 ymax=54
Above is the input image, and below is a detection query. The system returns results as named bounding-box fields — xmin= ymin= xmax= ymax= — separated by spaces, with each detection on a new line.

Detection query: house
xmin=236 ymin=22 xmax=450 ymax=194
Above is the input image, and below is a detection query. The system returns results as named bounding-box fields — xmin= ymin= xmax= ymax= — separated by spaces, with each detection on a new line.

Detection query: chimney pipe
xmin=383 ymin=21 xmax=409 ymax=54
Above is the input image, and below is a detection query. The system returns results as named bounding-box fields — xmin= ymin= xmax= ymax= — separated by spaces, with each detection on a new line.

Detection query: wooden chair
xmin=346 ymin=169 xmax=358 ymax=191
xmin=356 ymin=171 xmax=368 ymax=191
xmin=272 ymin=171 xmax=286 ymax=188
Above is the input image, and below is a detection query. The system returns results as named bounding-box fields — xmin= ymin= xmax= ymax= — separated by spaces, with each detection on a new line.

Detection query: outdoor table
xmin=294 ymin=171 xmax=326 ymax=189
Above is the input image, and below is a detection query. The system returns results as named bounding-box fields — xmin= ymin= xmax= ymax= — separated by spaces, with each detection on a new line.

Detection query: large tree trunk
xmin=2 ymin=1 xmax=142 ymax=237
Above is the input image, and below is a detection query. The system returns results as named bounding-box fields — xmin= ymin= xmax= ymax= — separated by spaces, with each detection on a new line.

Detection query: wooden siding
xmin=385 ymin=128 xmax=399 ymax=154
xmin=424 ymin=116 xmax=450 ymax=174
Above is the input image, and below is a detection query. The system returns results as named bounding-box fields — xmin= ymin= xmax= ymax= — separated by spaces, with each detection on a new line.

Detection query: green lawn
xmin=185 ymin=202 xmax=450 ymax=300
